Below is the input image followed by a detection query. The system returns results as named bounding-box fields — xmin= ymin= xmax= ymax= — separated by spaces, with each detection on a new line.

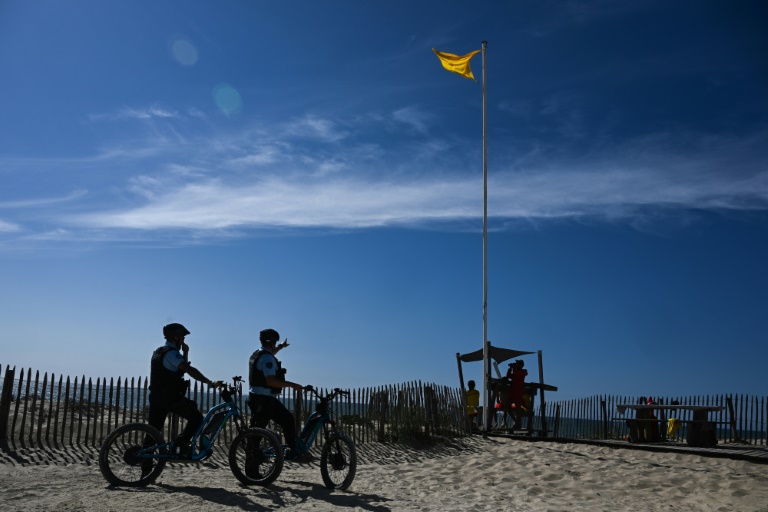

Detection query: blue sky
xmin=1 ymin=1 xmax=766 ymax=401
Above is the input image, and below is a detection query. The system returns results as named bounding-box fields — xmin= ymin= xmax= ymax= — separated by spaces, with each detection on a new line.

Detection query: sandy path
xmin=1 ymin=437 xmax=766 ymax=511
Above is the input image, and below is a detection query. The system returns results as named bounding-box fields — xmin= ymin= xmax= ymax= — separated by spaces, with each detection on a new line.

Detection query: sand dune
xmin=1 ymin=436 xmax=766 ymax=511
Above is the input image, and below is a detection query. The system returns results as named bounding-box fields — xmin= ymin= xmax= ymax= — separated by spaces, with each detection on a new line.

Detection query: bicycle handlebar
xmin=303 ymin=385 xmax=349 ymax=400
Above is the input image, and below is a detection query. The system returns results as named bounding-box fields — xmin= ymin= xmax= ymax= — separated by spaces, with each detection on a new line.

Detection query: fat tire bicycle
xmin=287 ymin=385 xmax=357 ymax=490
xmin=98 ymin=376 xmax=284 ymax=487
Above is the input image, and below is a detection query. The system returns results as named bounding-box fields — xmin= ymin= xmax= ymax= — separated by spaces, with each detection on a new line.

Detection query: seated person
xmin=506 ymin=359 xmax=528 ymax=429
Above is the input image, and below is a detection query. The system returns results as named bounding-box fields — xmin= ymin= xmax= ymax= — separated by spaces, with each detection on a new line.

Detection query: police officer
xmin=248 ymin=328 xmax=306 ymax=460
xmin=148 ymin=323 xmax=222 ymax=457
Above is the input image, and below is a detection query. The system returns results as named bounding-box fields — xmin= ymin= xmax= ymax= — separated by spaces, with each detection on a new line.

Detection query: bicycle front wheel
xmin=99 ymin=422 xmax=167 ymax=487
xmin=229 ymin=427 xmax=284 ymax=486
xmin=320 ymin=432 xmax=357 ymax=490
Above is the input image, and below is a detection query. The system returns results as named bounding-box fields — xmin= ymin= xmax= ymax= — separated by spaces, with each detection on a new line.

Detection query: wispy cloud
xmin=392 ymin=106 xmax=433 ymax=135
xmin=88 ymin=105 xmax=181 ymax=122
xmin=282 ymin=115 xmax=349 ymax=142
xmin=4 ymin=112 xmax=767 ymax=244
xmin=0 ymin=219 xmax=20 ymax=232
xmin=0 ymin=190 xmax=88 ymax=208
xmin=64 ymin=146 xmax=768 ymax=233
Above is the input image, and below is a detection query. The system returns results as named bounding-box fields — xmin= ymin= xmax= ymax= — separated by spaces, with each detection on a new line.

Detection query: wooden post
xmin=28 ymin=371 xmax=39 ymax=446
xmin=456 ymin=353 xmax=472 ymax=434
xmin=0 ymin=366 xmax=15 ymax=443
xmin=107 ymin=377 xmax=114 ymax=436
xmin=20 ymin=369 xmax=31 ymax=448
xmin=726 ymin=395 xmax=744 ymax=443
xmin=37 ymin=372 xmax=48 ymax=447
xmin=83 ymin=378 xmax=92 ymax=447
xmin=600 ymin=397 xmax=608 ymax=439
xmin=77 ymin=376 xmax=85 ymax=445
xmin=526 ymin=393 xmax=536 ymax=436
xmin=293 ymin=387 xmax=303 ymax=436
xmin=92 ymin=377 xmax=101 ymax=447
xmin=142 ymin=377 xmax=149 ymax=424
xmin=129 ymin=377 xmax=135 ymax=424
xmin=553 ymin=404 xmax=561 ymax=438
xmin=45 ymin=373 xmax=55 ymax=447
xmin=537 ymin=350 xmax=548 ymax=436
xmin=378 ymin=388 xmax=387 ymax=442
xmin=115 ymin=377 xmax=124 ymax=432
xmin=484 ymin=341 xmax=493 ymax=434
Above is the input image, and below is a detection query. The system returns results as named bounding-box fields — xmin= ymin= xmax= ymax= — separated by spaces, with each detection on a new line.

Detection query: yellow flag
xmin=433 ymin=48 xmax=481 ymax=81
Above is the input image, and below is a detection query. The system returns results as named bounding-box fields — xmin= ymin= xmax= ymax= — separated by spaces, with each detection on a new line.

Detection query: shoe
xmin=245 ymin=462 xmax=261 ymax=479
xmin=174 ymin=442 xmax=194 ymax=459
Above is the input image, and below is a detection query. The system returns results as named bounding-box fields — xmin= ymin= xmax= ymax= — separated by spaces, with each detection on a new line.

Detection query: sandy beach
xmin=1 ymin=436 xmax=767 ymax=512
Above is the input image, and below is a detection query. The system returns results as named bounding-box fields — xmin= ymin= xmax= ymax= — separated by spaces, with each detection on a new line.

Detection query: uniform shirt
xmin=161 ymin=341 xmax=186 ymax=372
xmin=249 ymin=350 xmax=280 ymax=396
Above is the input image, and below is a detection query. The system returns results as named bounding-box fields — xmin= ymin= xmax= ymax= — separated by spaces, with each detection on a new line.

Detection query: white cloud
xmin=392 ymin=106 xmax=433 ymax=134
xmin=66 ymin=159 xmax=768 ymax=233
xmin=0 ymin=219 xmax=20 ymax=232
xmin=283 ymin=115 xmax=349 ymax=142
xmin=225 ymin=145 xmax=282 ymax=167
xmin=88 ymin=105 xmax=181 ymax=122
xmin=0 ymin=190 xmax=88 ymax=208
xmin=6 ymin=116 xmax=767 ymax=242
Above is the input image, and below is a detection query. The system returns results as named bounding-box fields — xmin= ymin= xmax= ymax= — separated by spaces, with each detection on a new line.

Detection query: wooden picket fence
xmin=0 ymin=364 xmax=467 ymax=451
xmin=547 ymin=394 xmax=768 ymax=445
xmin=2 ymin=364 xmax=765 ymax=452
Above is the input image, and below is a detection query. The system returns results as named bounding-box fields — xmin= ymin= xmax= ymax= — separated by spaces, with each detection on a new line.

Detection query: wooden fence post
xmin=37 ymin=372 xmax=48 ymax=447
xmin=45 ymin=373 xmax=56 ymax=447
xmin=537 ymin=350 xmax=548 ymax=436
xmin=456 ymin=353 xmax=472 ymax=434
xmin=0 ymin=366 xmax=15 ymax=444
xmin=378 ymin=389 xmax=388 ymax=442
xmin=294 ymin=388 xmax=303 ymax=436
xmin=726 ymin=395 xmax=745 ymax=443
xmin=601 ymin=397 xmax=608 ymax=440
xmin=76 ymin=375 xmax=85 ymax=445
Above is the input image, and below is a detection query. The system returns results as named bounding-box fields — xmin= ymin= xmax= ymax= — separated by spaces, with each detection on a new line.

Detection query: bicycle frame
xmin=139 ymin=376 xmax=247 ymax=462
xmin=294 ymin=388 xmax=347 ymax=455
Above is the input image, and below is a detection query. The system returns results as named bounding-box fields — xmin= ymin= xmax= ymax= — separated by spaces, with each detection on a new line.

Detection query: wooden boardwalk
xmin=486 ymin=432 xmax=768 ymax=465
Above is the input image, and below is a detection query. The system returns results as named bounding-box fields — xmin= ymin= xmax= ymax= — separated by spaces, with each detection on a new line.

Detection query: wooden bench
xmin=616 ymin=404 xmax=726 ymax=447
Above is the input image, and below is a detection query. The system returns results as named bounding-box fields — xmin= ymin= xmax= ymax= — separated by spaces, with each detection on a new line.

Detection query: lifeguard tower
xmin=456 ymin=342 xmax=557 ymax=436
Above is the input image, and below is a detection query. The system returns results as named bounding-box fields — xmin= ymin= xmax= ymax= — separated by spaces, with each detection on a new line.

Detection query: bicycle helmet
xmin=259 ymin=328 xmax=280 ymax=345
xmin=163 ymin=323 xmax=190 ymax=339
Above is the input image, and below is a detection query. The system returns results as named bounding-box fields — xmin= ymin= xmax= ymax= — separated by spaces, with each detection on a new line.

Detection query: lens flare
xmin=212 ymin=84 xmax=242 ymax=116
xmin=169 ymin=36 xmax=198 ymax=66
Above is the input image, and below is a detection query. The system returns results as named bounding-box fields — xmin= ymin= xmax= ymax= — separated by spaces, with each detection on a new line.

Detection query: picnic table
xmin=616 ymin=404 xmax=725 ymax=447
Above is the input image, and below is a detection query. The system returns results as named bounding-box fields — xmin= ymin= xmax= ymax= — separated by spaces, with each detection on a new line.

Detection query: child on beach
xmin=466 ymin=380 xmax=480 ymax=430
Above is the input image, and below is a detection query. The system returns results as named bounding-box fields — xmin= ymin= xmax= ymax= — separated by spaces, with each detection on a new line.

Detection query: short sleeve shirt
xmin=250 ymin=351 xmax=279 ymax=396
xmin=161 ymin=341 xmax=186 ymax=372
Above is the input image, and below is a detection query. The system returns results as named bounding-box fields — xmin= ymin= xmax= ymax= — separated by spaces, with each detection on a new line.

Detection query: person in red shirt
xmin=506 ymin=359 xmax=528 ymax=429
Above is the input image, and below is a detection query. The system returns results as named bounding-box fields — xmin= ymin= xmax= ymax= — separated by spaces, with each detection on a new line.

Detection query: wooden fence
xmin=0 ymin=364 xmax=467 ymax=452
xmin=544 ymin=394 xmax=767 ymax=445
xmin=2 ymin=364 xmax=765 ymax=452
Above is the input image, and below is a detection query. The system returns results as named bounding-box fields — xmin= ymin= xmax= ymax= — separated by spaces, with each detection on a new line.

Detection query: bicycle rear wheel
xmin=99 ymin=422 xmax=167 ymax=487
xmin=229 ymin=427 xmax=284 ymax=486
xmin=320 ymin=432 xmax=357 ymax=490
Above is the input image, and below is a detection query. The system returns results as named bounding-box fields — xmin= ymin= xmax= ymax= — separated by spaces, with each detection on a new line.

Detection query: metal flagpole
xmin=481 ymin=40 xmax=489 ymax=433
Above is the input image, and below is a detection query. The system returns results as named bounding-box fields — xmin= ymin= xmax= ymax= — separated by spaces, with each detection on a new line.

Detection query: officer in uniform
xmin=248 ymin=328 xmax=306 ymax=460
xmin=148 ymin=322 xmax=221 ymax=457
